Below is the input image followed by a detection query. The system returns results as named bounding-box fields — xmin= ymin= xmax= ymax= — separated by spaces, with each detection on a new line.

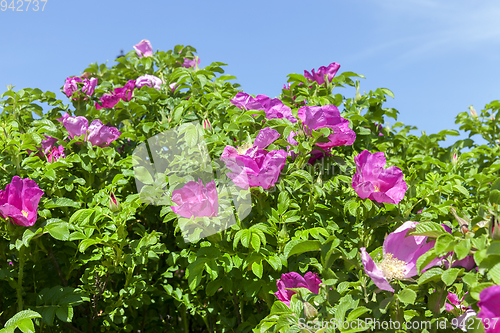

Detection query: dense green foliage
xmin=1 ymin=43 xmax=500 ymax=332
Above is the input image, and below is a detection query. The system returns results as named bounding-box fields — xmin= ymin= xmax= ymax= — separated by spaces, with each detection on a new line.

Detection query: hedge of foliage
xmin=1 ymin=39 xmax=500 ymax=333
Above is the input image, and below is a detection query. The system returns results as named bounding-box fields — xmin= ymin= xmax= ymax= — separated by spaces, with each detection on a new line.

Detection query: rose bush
xmin=0 ymin=39 xmax=500 ymax=332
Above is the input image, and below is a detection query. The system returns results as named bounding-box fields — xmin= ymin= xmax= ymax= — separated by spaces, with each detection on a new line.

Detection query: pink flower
xmin=136 ymin=74 xmax=162 ymax=90
xmin=274 ymin=272 xmax=322 ymax=307
xmin=62 ymin=116 xmax=121 ymax=147
xmin=133 ymin=39 xmax=153 ymax=58
xmin=182 ymin=57 xmax=200 ymax=69
xmin=477 ymin=285 xmax=500 ymax=333
xmin=87 ymin=120 xmax=122 ymax=147
xmin=304 ymin=62 xmax=340 ymax=85
xmin=297 ymin=105 xmax=356 ymax=148
xmin=57 ymin=113 xmax=70 ymax=123
xmin=230 ymin=92 xmax=297 ymax=123
xmin=95 ymin=80 xmax=136 ymax=109
xmin=352 ymin=150 xmax=407 ymax=204
xmin=63 ymin=76 xmax=97 ymax=99
xmin=47 ymin=145 xmax=65 ymax=163
xmin=171 ymin=179 xmax=219 ymax=219
xmin=221 ymin=128 xmax=287 ymax=190
xmin=0 ymin=176 xmax=44 ymax=227
xmin=360 ymin=221 xmax=441 ymax=292
xmin=445 ymin=292 xmax=470 ymax=313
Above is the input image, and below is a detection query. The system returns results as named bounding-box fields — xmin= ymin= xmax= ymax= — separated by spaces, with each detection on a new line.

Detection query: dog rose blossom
xmin=304 ymin=62 xmax=340 ymax=85
xmin=230 ymin=93 xmax=297 ymax=123
xmin=136 ymin=74 xmax=162 ymax=90
xmin=360 ymin=221 xmax=441 ymax=293
xmin=221 ymin=128 xmax=287 ymax=189
xmin=274 ymin=272 xmax=322 ymax=307
xmin=63 ymin=116 xmax=121 ymax=147
xmin=477 ymin=285 xmax=500 ymax=333
xmin=63 ymin=76 xmax=97 ymax=99
xmin=297 ymin=105 xmax=356 ymax=148
xmin=133 ymin=39 xmax=153 ymax=58
xmin=352 ymin=150 xmax=407 ymax=204
xmin=171 ymin=179 xmax=219 ymax=219
xmin=95 ymin=80 xmax=136 ymax=109
xmin=0 ymin=176 xmax=44 ymax=227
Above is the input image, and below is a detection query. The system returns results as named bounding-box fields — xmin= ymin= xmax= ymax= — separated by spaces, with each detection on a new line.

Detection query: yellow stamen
xmin=21 ymin=210 xmax=29 ymax=218
xmin=237 ymin=142 xmax=253 ymax=155
xmin=374 ymin=185 xmax=380 ymax=192
xmin=378 ymin=253 xmax=407 ymax=281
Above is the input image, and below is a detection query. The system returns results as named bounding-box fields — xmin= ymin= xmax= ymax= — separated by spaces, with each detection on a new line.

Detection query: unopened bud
xmin=469 ymin=105 xmax=478 ymax=118
xmin=451 ymin=152 xmax=459 ymax=166
xmin=303 ymin=301 xmax=318 ymax=319
xmin=490 ymin=215 xmax=500 ymax=240
xmin=109 ymin=192 xmax=121 ymax=212
xmin=203 ymin=118 xmax=211 ymax=130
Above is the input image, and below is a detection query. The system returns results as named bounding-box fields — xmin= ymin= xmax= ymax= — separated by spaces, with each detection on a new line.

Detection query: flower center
xmin=21 ymin=210 xmax=29 ymax=218
xmin=373 ymin=184 xmax=380 ymax=192
xmin=237 ymin=142 xmax=253 ymax=155
xmin=379 ymin=253 xmax=407 ymax=281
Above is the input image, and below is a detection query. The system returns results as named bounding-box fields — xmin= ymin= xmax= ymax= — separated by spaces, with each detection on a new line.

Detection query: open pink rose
xmin=230 ymin=92 xmax=297 ymax=123
xmin=352 ymin=150 xmax=407 ymax=204
xmin=171 ymin=179 xmax=219 ymax=219
xmin=47 ymin=145 xmax=65 ymax=163
xmin=0 ymin=176 xmax=44 ymax=227
xmin=477 ymin=285 xmax=500 ymax=333
xmin=296 ymin=105 xmax=356 ymax=148
xmin=221 ymin=128 xmax=287 ymax=190
xmin=63 ymin=76 xmax=97 ymax=99
xmin=133 ymin=39 xmax=153 ymax=58
xmin=136 ymin=74 xmax=162 ymax=90
xmin=182 ymin=57 xmax=200 ymax=69
xmin=95 ymin=80 xmax=136 ymax=109
xmin=360 ymin=221 xmax=441 ymax=293
xmin=304 ymin=62 xmax=340 ymax=85
xmin=63 ymin=116 xmax=121 ymax=147
xmin=274 ymin=272 xmax=322 ymax=307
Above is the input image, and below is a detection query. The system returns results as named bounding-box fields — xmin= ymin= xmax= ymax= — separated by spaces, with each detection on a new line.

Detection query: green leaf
xmin=416 ymin=249 xmax=438 ymax=273
xmin=134 ymin=166 xmax=154 ymax=185
xmin=454 ymin=239 xmax=471 ymax=260
xmin=435 ymin=233 xmax=456 ymax=255
xmin=4 ymin=310 xmax=41 ymax=328
xmin=46 ymin=223 xmax=70 ymax=241
xmin=398 ymin=289 xmax=417 ymax=305
xmin=55 ymin=306 xmax=73 ymax=322
xmin=284 ymin=240 xmax=321 ymax=259
xmin=442 ymin=268 xmax=462 ymax=286
xmin=490 ymin=190 xmax=500 ymax=205
xmin=418 ymin=268 xmax=444 ymax=285
xmin=251 ymin=233 xmax=261 ymax=252
xmin=409 ymin=222 xmax=446 ymax=238
xmin=291 ymin=170 xmax=313 ymax=183
xmin=487 ymin=263 xmax=500 ymax=284
xmin=44 ymin=197 xmax=80 ymax=209
xmin=252 ymin=260 xmax=263 ymax=279
xmin=470 ymin=282 xmax=496 ymax=300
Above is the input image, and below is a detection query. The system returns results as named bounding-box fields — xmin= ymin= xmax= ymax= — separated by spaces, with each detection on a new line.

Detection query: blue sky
xmin=1 ymin=0 xmax=499 ymax=146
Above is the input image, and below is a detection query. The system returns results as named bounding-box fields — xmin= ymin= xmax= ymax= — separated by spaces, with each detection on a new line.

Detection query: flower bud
xmin=452 ymin=153 xmax=459 ymax=166
xmin=469 ymin=105 xmax=478 ymax=118
xmin=109 ymin=192 xmax=121 ymax=212
xmin=303 ymin=301 xmax=318 ymax=319
xmin=489 ymin=215 xmax=500 ymax=240
xmin=203 ymin=119 xmax=212 ymax=130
